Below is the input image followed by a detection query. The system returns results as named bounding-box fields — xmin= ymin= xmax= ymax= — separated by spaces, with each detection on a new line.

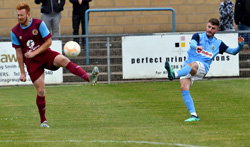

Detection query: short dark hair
xmin=208 ymin=18 xmax=220 ymax=26
xmin=16 ymin=2 xmax=30 ymax=14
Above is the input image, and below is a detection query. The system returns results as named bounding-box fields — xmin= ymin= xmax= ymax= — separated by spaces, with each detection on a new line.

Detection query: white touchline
xmin=46 ymin=84 xmax=82 ymax=87
xmin=90 ymin=140 xmax=208 ymax=147
xmin=0 ymin=140 xmax=208 ymax=147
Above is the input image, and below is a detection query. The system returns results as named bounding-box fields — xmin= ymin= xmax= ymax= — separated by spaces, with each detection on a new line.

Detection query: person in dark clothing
xmin=234 ymin=0 xmax=250 ymax=48
xmin=70 ymin=0 xmax=92 ymax=46
xmin=219 ymin=0 xmax=235 ymax=31
xmin=35 ymin=0 xmax=65 ymax=38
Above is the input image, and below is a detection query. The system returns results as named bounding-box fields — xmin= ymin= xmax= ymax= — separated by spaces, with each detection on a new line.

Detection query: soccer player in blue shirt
xmin=165 ymin=18 xmax=244 ymax=122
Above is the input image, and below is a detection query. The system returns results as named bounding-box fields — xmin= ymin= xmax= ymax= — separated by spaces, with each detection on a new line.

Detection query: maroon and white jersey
xmin=11 ymin=18 xmax=52 ymax=54
xmin=11 ymin=18 xmax=60 ymax=81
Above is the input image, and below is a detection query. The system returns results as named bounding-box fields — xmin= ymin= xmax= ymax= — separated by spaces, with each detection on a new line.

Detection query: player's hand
xmin=24 ymin=52 xmax=36 ymax=59
xmin=20 ymin=73 xmax=26 ymax=82
xmin=196 ymin=46 xmax=203 ymax=53
xmin=238 ymin=36 xmax=244 ymax=43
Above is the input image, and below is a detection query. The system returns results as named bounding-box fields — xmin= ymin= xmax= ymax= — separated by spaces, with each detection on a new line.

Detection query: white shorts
xmin=180 ymin=61 xmax=206 ymax=85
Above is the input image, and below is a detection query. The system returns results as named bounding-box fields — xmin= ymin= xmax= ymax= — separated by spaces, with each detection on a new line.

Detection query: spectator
xmin=234 ymin=0 xmax=250 ymax=48
xmin=35 ymin=0 xmax=65 ymax=38
xmin=219 ymin=0 xmax=235 ymax=31
xmin=70 ymin=0 xmax=92 ymax=47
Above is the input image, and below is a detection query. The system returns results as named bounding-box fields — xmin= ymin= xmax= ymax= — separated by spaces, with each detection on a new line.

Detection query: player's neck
xmin=21 ymin=18 xmax=31 ymax=27
xmin=206 ymin=34 xmax=214 ymax=39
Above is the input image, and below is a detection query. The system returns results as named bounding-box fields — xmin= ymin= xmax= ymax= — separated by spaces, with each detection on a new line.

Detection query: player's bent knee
xmin=61 ymin=56 xmax=70 ymax=65
xmin=54 ymin=55 xmax=70 ymax=67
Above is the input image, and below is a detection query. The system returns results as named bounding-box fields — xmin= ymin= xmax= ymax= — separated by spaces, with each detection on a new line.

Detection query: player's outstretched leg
xmin=65 ymin=61 xmax=90 ymax=82
xmin=184 ymin=115 xmax=200 ymax=122
xmin=89 ymin=66 xmax=99 ymax=86
xmin=165 ymin=61 xmax=175 ymax=80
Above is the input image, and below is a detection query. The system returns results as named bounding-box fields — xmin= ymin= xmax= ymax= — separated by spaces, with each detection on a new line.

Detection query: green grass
xmin=0 ymin=79 xmax=250 ymax=147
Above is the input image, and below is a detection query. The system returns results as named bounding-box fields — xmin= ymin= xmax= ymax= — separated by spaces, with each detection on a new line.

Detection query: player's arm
xmin=190 ymin=33 xmax=203 ymax=51
xmin=190 ymin=40 xmax=198 ymax=49
xmin=11 ymin=31 xmax=27 ymax=82
xmin=15 ymin=47 xmax=26 ymax=82
xmin=25 ymin=38 xmax=52 ymax=59
xmin=225 ymin=36 xmax=244 ymax=55
xmin=190 ymin=33 xmax=200 ymax=49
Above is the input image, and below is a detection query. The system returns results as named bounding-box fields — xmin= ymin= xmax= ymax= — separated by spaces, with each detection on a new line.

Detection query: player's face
xmin=16 ymin=9 xmax=30 ymax=26
xmin=206 ymin=22 xmax=219 ymax=38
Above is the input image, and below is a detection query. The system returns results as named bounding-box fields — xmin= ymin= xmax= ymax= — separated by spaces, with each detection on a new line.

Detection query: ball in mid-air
xmin=63 ymin=41 xmax=81 ymax=57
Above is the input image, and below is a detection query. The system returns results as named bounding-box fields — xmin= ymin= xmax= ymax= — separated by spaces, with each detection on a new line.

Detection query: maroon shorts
xmin=24 ymin=49 xmax=60 ymax=83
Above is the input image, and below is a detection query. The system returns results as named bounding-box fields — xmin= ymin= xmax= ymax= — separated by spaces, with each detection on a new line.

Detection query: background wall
xmin=0 ymin=0 xmax=236 ymax=37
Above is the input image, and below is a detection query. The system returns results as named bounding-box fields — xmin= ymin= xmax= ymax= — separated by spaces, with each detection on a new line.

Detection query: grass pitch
xmin=0 ymin=79 xmax=250 ymax=147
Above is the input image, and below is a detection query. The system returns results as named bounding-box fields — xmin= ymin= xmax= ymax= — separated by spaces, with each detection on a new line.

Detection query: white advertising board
xmin=0 ymin=40 xmax=63 ymax=86
xmin=122 ymin=33 xmax=239 ymax=79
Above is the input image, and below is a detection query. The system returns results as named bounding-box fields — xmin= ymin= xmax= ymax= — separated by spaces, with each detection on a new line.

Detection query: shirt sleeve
xmin=191 ymin=33 xmax=200 ymax=43
xmin=11 ymin=31 xmax=20 ymax=46
xmin=219 ymin=41 xmax=229 ymax=54
xmin=39 ymin=21 xmax=51 ymax=39
xmin=225 ymin=41 xmax=244 ymax=55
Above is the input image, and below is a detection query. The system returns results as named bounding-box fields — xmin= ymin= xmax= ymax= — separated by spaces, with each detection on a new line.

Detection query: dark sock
xmin=36 ymin=95 xmax=47 ymax=123
xmin=66 ymin=61 xmax=89 ymax=82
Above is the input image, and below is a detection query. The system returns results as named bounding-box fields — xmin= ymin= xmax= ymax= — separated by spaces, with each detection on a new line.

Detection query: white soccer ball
xmin=63 ymin=41 xmax=81 ymax=57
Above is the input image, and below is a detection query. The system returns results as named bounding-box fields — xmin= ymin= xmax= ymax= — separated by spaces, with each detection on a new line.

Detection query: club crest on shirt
xmin=212 ymin=46 xmax=215 ymax=50
xmin=32 ymin=29 xmax=38 ymax=35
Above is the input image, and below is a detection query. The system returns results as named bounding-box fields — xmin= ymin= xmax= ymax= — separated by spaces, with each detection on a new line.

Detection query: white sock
xmin=174 ymin=71 xmax=178 ymax=78
xmin=191 ymin=112 xmax=197 ymax=117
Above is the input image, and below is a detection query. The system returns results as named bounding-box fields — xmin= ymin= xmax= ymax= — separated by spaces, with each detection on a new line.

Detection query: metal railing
xmin=85 ymin=7 xmax=176 ymax=64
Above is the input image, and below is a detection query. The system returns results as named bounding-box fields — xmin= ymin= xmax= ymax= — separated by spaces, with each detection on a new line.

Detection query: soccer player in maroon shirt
xmin=11 ymin=2 xmax=99 ymax=128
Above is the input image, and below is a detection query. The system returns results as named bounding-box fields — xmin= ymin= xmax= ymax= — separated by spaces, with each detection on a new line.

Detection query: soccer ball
xmin=63 ymin=41 xmax=81 ymax=57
